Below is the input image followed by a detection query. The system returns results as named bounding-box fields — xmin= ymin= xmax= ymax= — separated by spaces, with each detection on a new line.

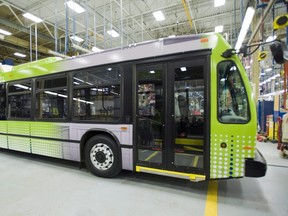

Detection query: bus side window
xmin=36 ymin=76 xmax=68 ymax=119
xmin=0 ymin=84 xmax=6 ymax=120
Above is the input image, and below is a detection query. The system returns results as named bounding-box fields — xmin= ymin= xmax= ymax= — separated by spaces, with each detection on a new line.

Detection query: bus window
xmin=0 ymin=84 xmax=6 ymax=119
xmin=36 ymin=76 xmax=68 ymax=119
xmin=8 ymin=81 xmax=32 ymax=118
xmin=218 ymin=61 xmax=250 ymax=123
xmin=73 ymin=66 xmax=121 ymax=121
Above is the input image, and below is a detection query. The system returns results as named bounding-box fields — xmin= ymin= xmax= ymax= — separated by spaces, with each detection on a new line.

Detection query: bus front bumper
xmin=245 ymin=149 xmax=267 ymax=177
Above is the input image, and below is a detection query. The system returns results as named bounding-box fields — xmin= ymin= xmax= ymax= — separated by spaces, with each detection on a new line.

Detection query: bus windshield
xmin=218 ymin=61 xmax=250 ymax=123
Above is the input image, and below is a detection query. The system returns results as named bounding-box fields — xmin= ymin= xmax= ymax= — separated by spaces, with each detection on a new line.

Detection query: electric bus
xmin=0 ymin=33 xmax=267 ymax=181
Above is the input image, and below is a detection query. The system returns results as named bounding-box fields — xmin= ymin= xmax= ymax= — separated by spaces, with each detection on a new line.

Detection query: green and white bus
xmin=0 ymin=33 xmax=266 ymax=181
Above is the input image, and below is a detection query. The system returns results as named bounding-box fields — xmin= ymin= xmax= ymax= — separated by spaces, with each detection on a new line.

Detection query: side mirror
xmin=269 ymin=40 xmax=287 ymax=64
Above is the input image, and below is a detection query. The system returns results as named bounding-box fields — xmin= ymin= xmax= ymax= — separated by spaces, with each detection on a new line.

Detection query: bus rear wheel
xmin=84 ymin=135 xmax=121 ymax=178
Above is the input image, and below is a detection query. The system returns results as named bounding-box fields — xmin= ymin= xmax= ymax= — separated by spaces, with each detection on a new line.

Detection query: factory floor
xmin=0 ymin=141 xmax=287 ymax=216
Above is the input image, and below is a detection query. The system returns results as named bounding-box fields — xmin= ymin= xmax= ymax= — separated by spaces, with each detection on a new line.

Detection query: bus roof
xmin=1 ymin=33 xmax=231 ymax=82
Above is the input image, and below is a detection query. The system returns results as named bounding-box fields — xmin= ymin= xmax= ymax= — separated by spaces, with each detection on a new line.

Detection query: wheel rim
xmin=90 ymin=143 xmax=114 ymax=170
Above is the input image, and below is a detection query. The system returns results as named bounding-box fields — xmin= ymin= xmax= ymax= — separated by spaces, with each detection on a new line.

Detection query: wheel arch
xmin=80 ymin=129 xmax=122 ymax=165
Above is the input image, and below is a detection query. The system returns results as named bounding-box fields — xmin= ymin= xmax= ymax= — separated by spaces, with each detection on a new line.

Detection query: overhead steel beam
xmin=113 ymin=0 xmax=153 ymax=40
xmin=0 ymin=17 xmax=55 ymax=43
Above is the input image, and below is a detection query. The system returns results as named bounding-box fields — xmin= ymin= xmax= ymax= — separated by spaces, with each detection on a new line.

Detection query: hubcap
xmin=90 ymin=143 xmax=114 ymax=170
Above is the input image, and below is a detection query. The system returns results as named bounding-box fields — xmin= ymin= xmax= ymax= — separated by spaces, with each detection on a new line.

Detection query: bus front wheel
xmin=84 ymin=135 xmax=121 ymax=178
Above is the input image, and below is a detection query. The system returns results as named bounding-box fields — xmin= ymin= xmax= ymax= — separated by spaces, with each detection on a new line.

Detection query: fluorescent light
xmin=153 ymin=11 xmax=165 ymax=21
xmin=0 ymin=29 xmax=11 ymax=35
xmin=214 ymin=0 xmax=225 ymax=7
xmin=71 ymin=35 xmax=84 ymax=42
xmin=149 ymin=70 xmax=155 ymax=74
xmin=66 ymin=0 xmax=85 ymax=14
xmin=23 ymin=12 xmax=43 ymax=23
xmin=168 ymin=35 xmax=176 ymax=38
xmin=44 ymin=91 xmax=57 ymax=96
xmin=14 ymin=52 xmax=26 ymax=58
xmin=14 ymin=84 xmax=29 ymax=90
xmin=215 ymin=25 xmax=224 ymax=33
xmin=265 ymin=35 xmax=276 ymax=42
xmin=92 ymin=46 xmax=103 ymax=52
xmin=180 ymin=67 xmax=187 ymax=71
xmin=107 ymin=29 xmax=119 ymax=38
xmin=235 ymin=7 xmax=255 ymax=51
xmin=265 ymin=68 xmax=272 ymax=72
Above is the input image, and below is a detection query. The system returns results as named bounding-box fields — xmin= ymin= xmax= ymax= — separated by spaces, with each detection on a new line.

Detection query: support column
xmin=251 ymin=14 xmax=260 ymax=103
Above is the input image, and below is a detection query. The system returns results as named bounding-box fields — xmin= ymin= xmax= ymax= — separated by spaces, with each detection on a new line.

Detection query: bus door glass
xmin=170 ymin=60 xmax=205 ymax=173
xmin=136 ymin=64 xmax=164 ymax=168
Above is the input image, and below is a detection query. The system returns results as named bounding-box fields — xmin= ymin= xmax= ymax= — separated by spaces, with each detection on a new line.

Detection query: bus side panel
xmin=69 ymin=123 xmax=133 ymax=170
xmin=0 ymin=121 xmax=133 ymax=170
xmin=209 ymin=44 xmax=257 ymax=179
xmin=0 ymin=122 xmax=8 ymax=149
xmin=0 ymin=121 xmax=80 ymax=161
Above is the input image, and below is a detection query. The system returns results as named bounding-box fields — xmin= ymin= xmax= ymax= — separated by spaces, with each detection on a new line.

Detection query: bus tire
xmin=84 ymin=135 xmax=121 ymax=178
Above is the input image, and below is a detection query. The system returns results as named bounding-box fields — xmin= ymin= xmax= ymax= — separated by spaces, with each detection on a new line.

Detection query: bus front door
xmin=136 ymin=56 xmax=208 ymax=178
xmin=136 ymin=63 xmax=165 ymax=169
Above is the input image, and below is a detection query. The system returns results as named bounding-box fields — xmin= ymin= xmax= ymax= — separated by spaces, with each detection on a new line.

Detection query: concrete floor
xmin=0 ymin=141 xmax=287 ymax=216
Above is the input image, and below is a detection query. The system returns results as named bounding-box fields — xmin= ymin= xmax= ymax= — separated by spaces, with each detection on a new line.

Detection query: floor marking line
xmin=204 ymin=180 xmax=218 ymax=216
xmin=193 ymin=156 xmax=199 ymax=167
xmin=144 ymin=151 xmax=159 ymax=162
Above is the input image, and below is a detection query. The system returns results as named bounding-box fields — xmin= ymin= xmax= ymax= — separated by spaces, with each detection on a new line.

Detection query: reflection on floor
xmin=138 ymin=149 xmax=203 ymax=168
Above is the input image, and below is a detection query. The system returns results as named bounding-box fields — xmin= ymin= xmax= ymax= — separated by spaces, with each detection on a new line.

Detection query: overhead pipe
xmin=35 ymin=24 xmax=38 ymax=61
xmin=120 ymin=0 xmax=123 ymax=46
xmin=240 ymin=0 xmax=244 ymax=22
xmin=30 ymin=25 xmax=32 ymax=62
xmin=234 ymin=0 xmax=237 ymax=47
xmin=181 ymin=0 xmax=193 ymax=29
xmin=85 ymin=0 xmax=89 ymax=45
xmin=247 ymin=0 xmax=277 ymax=45
xmin=71 ymin=43 xmax=93 ymax=54
xmin=65 ymin=0 xmax=69 ymax=55
xmin=186 ymin=0 xmax=198 ymax=33
xmin=47 ymin=50 xmax=70 ymax=59
xmin=54 ymin=0 xmax=58 ymax=52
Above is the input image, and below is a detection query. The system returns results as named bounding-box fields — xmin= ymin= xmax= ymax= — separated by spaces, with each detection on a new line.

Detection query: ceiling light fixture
xmin=235 ymin=7 xmax=255 ymax=51
xmin=153 ymin=11 xmax=165 ymax=21
xmin=214 ymin=0 xmax=225 ymax=7
xmin=23 ymin=12 xmax=43 ymax=23
xmin=92 ymin=46 xmax=103 ymax=52
xmin=215 ymin=25 xmax=224 ymax=33
xmin=66 ymin=0 xmax=85 ymax=14
xmin=71 ymin=35 xmax=84 ymax=42
xmin=0 ymin=28 xmax=12 ymax=35
xmin=180 ymin=67 xmax=187 ymax=71
xmin=14 ymin=52 xmax=26 ymax=58
xmin=107 ymin=29 xmax=120 ymax=38
xmin=168 ymin=35 xmax=176 ymax=38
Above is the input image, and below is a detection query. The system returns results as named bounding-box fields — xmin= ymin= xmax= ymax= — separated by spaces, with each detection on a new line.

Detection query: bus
xmin=0 ymin=33 xmax=267 ymax=181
